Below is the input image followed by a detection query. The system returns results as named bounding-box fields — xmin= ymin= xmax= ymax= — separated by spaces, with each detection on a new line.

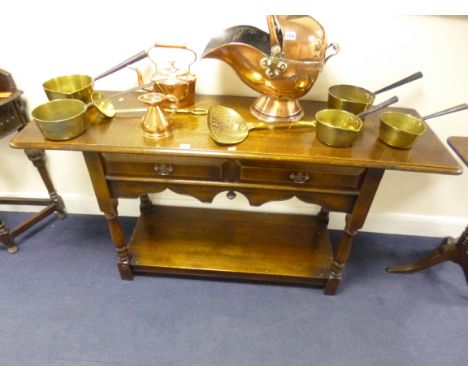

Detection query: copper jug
xmin=138 ymin=92 xmax=179 ymax=139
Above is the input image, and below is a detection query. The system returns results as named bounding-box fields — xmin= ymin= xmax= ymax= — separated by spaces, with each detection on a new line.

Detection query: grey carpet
xmin=0 ymin=211 xmax=467 ymax=365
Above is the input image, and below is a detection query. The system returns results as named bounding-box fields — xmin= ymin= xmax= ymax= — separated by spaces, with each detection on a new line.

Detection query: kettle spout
xmin=128 ymin=66 xmax=146 ymax=87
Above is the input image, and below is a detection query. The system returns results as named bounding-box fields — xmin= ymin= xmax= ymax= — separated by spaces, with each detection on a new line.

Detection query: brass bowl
xmin=315 ymin=109 xmax=362 ymax=147
xmin=379 ymin=111 xmax=426 ymax=149
xmin=43 ymin=74 xmax=93 ymax=103
xmin=327 ymin=85 xmax=374 ymax=114
xmin=32 ymin=99 xmax=87 ymax=141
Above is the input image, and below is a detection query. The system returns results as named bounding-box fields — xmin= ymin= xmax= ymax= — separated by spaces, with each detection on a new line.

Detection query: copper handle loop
xmin=149 ymin=43 xmax=198 ymax=73
xmin=164 ymin=94 xmax=179 ymax=117
xmin=154 ymin=42 xmax=187 ymax=49
xmin=266 ymin=15 xmax=281 ymax=53
xmin=324 ymin=43 xmax=340 ymax=64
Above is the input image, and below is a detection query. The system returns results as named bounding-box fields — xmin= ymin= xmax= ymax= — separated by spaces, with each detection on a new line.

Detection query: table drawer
xmin=102 ymin=153 xmax=228 ymax=181
xmin=236 ymin=160 xmax=365 ymax=190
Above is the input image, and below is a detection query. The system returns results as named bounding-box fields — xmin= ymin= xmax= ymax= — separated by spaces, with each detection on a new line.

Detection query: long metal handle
xmin=422 ymin=103 xmax=468 ymax=120
xmin=358 ymin=96 xmax=399 ymax=118
xmin=105 ymin=82 xmax=154 ymax=101
xmin=113 ymin=107 xmax=208 ymax=116
xmin=165 ymin=108 xmax=208 ymax=115
xmin=94 ymin=50 xmax=149 ymax=82
xmin=114 ymin=108 xmax=147 ymax=114
xmin=373 ymin=72 xmax=423 ymax=95
xmin=94 ymin=42 xmax=197 ymax=82
xmin=248 ymin=120 xmax=315 ymax=131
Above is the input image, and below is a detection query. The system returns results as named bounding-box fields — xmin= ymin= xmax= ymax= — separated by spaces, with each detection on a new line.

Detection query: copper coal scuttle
xmin=203 ymin=15 xmax=339 ymax=122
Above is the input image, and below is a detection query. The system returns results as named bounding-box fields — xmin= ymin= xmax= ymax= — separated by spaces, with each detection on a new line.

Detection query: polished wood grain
xmin=129 ymin=205 xmax=333 ymax=284
xmin=9 ymin=94 xmax=462 ymax=294
xmin=448 ymin=136 xmax=468 ymax=166
xmin=11 ymin=94 xmax=461 ymax=175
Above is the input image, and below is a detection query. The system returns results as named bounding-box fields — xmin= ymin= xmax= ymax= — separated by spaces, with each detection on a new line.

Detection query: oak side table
xmin=10 ymin=94 xmax=461 ymax=294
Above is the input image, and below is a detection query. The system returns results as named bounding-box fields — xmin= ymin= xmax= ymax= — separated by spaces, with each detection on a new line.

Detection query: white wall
xmin=1 ymin=1 xmax=467 ymax=237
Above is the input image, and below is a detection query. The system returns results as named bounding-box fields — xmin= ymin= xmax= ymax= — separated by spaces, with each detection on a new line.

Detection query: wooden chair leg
xmin=25 ymin=149 xmax=67 ymax=219
xmin=0 ymin=219 xmax=18 ymax=254
xmin=387 ymin=225 xmax=468 ymax=286
xmin=1 ymin=149 xmax=66 ymax=253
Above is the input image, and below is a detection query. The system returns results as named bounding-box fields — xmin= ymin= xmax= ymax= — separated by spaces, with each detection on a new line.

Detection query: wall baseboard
xmin=1 ymin=191 xmax=465 ymax=238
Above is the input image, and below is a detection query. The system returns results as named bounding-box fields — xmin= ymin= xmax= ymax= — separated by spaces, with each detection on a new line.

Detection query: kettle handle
xmin=148 ymin=43 xmax=198 ymax=73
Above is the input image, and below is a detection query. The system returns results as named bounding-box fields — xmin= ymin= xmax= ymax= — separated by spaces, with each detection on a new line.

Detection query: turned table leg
xmin=83 ymin=152 xmax=133 ymax=280
xmin=105 ymin=208 xmax=133 ymax=280
xmin=317 ymin=207 xmax=330 ymax=224
xmin=139 ymin=194 xmax=153 ymax=215
xmin=324 ymin=217 xmax=358 ymax=295
xmin=387 ymin=225 xmax=468 ymax=285
xmin=324 ymin=168 xmax=384 ymax=295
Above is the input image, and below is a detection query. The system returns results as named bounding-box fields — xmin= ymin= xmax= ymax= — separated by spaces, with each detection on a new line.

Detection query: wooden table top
xmin=448 ymin=136 xmax=468 ymax=167
xmin=11 ymin=94 xmax=462 ymax=175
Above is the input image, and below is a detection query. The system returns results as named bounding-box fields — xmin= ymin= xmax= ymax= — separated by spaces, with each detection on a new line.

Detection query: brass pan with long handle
xmin=328 ymin=71 xmax=423 ymax=114
xmin=379 ymin=103 xmax=468 ymax=149
xmin=43 ymin=43 xmax=193 ymax=103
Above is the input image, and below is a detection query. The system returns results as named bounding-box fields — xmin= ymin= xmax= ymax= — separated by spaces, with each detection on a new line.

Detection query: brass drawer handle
xmin=154 ymin=163 xmax=174 ymax=176
xmin=289 ymin=171 xmax=309 ymax=184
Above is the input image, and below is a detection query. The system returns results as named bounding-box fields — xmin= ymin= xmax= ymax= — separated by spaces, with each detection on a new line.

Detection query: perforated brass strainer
xmin=207 ymin=105 xmax=312 ymax=145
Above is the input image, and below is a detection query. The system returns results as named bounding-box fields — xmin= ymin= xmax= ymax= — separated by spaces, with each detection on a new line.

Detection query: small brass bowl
xmin=315 ymin=109 xmax=362 ymax=147
xmin=43 ymin=74 xmax=93 ymax=103
xmin=379 ymin=111 xmax=427 ymax=149
xmin=32 ymin=99 xmax=87 ymax=141
xmin=328 ymin=85 xmax=374 ymax=114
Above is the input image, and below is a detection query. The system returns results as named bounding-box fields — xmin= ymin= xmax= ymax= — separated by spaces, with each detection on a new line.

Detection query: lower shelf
xmin=128 ymin=205 xmax=334 ymax=285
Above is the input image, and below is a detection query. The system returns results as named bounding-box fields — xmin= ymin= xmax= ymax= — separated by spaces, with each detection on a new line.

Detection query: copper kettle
xmin=132 ymin=43 xmax=197 ymax=109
